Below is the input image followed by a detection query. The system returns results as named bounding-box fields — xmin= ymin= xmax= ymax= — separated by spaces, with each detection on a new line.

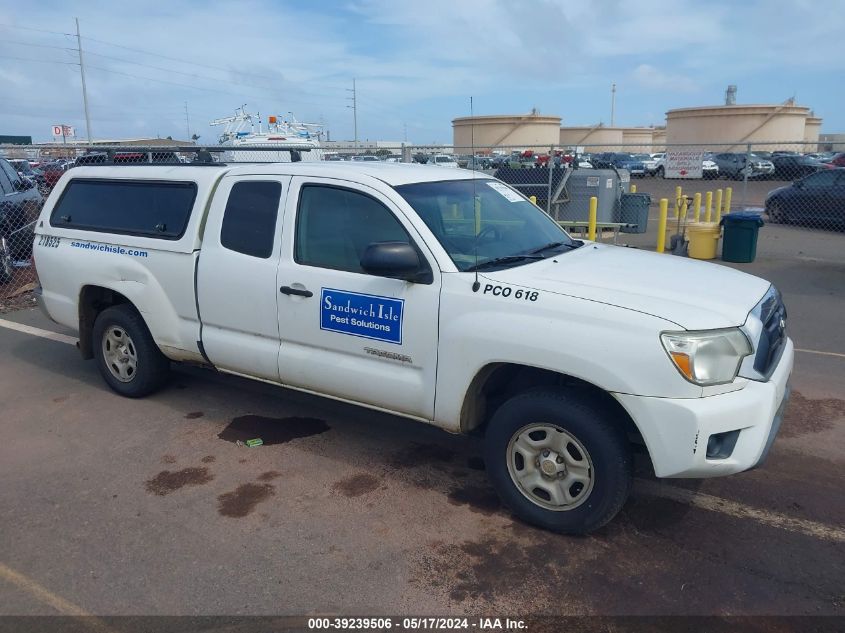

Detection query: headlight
xmin=660 ymin=328 xmax=752 ymax=386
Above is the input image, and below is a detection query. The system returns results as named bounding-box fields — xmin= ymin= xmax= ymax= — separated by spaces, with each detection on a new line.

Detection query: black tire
xmin=92 ymin=305 xmax=170 ymax=397
xmin=656 ymin=166 xmax=665 ymax=178
xmin=767 ymin=200 xmax=787 ymax=224
xmin=483 ymin=388 xmax=632 ymax=534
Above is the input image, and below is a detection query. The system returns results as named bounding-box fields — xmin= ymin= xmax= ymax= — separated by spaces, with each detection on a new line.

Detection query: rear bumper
xmin=614 ymin=337 xmax=794 ymax=478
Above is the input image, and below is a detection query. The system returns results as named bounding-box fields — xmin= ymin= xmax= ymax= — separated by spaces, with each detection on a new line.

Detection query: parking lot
xmin=1 ymin=237 xmax=843 ymax=623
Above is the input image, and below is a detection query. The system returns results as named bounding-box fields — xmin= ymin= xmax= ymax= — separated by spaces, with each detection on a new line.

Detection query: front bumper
xmin=614 ymin=337 xmax=794 ymax=478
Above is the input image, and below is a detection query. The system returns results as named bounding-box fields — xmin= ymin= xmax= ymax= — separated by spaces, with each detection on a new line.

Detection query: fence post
xmin=692 ymin=192 xmax=701 ymax=223
xmin=656 ymin=198 xmax=668 ymax=253
xmin=588 ymin=196 xmax=598 ymax=241
xmin=724 ymin=187 xmax=733 ymax=214
xmin=547 ymin=145 xmax=554 ymax=214
xmin=674 ymin=185 xmax=682 ymax=218
xmin=715 ymin=189 xmax=724 ymax=224
xmin=705 ymin=191 xmax=713 ymax=223
xmin=742 ymin=142 xmax=751 ymax=209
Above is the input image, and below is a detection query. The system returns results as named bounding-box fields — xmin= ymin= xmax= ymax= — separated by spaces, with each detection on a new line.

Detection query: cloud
xmin=631 ymin=64 xmax=699 ymax=94
xmin=0 ymin=0 xmax=843 ymax=141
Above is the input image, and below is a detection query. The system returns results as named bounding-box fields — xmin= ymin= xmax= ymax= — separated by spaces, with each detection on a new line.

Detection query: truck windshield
xmin=395 ymin=179 xmax=579 ymax=271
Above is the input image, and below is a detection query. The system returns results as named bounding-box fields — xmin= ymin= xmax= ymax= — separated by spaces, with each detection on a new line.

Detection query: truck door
xmin=196 ymin=175 xmax=290 ymax=381
xmin=275 ymin=177 xmax=441 ymax=420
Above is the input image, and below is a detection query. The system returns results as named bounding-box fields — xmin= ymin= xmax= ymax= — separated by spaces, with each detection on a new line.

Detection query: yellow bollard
xmin=673 ymin=185 xmax=682 ymax=218
xmin=724 ymin=187 xmax=733 ymax=214
xmin=529 ymin=195 xmax=537 ymax=206
xmin=705 ymin=191 xmax=713 ymax=223
xmin=681 ymin=196 xmax=689 ymax=221
xmin=656 ymin=198 xmax=668 ymax=253
xmin=630 ymin=184 xmax=637 ymax=193
xmin=588 ymin=196 xmax=598 ymax=241
xmin=714 ymin=189 xmax=723 ymax=224
xmin=693 ymin=192 xmax=702 ymax=223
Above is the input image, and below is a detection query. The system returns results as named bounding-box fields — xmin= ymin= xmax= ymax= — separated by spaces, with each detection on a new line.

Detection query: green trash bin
xmin=720 ymin=212 xmax=764 ymax=263
xmin=618 ymin=193 xmax=651 ymax=234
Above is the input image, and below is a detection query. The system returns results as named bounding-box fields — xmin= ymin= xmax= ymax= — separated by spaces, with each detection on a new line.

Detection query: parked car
xmin=33 ymin=160 xmax=69 ymax=194
xmin=632 ymin=153 xmax=659 ymax=176
xmin=711 ymin=153 xmax=775 ymax=180
xmin=465 ymin=156 xmax=493 ymax=170
xmin=351 ymin=155 xmax=380 ymax=162
xmin=765 ymin=168 xmax=845 ymax=227
xmin=428 ymin=154 xmax=459 ymax=168
xmin=8 ymin=159 xmax=36 ymax=177
xmin=34 ymin=161 xmax=793 ymax=534
xmin=771 ymin=155 xmax=827 ymax=180
xmin=0 ymin=158 xmax=43 ymax=281
xmin=829 ymin=153 xmax=845 ymax=168
xmin=592 ymin=153 xmax=646 ymax=177
xmin=702 ymin=158 xmax=719 ymax=179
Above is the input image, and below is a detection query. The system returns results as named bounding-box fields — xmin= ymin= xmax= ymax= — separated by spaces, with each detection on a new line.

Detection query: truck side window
xmin=50 ymin=179 xmax=197 ymax=239
xmin=220 ymin=181 xmax=282 ymax=258
xmin=295 ymin=185 xmax=409 ymax=274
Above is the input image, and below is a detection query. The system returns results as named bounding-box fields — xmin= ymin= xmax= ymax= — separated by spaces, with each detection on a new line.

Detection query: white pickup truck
xmin=33 ymin=162 xmax=793 ymax=534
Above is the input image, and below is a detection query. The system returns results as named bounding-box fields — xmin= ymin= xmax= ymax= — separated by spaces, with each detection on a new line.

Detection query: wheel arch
xmin=459 ymin=362 xmax=643 ymax=445
xmin=78 ymin=285 xmax=135 ymax=359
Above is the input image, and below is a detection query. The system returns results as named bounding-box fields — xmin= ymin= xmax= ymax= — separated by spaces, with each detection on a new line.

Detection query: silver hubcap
xmin=506 ymin=423 xmax=594 ymax=511
xmin=102 ymin=327 xmax=138 ymax=382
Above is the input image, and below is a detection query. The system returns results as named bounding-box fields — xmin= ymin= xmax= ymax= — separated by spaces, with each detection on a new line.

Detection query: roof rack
xmin=73 ymin=145 xmax=316 ymax=166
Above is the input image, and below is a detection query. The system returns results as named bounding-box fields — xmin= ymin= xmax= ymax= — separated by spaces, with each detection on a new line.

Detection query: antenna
xmin=470 ymin=96 xmax=481 ymax=292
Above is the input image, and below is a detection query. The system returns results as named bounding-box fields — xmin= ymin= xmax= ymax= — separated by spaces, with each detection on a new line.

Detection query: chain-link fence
xmin=1 ymin=140 xmax=843 ymax=301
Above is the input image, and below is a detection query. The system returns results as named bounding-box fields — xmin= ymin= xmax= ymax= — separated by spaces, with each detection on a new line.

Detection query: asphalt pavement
xmin=0 ymin=251 xmax=843 ymax=620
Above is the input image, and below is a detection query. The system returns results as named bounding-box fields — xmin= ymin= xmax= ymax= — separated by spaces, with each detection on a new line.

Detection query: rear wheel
xmin=484 ymin=388 xmax=632 ymax=534
xmin=93 ymin=305 xmax=170 ymax=397
xmin=767 ymin=200 xmax=787 ymax=224
xmin=656 ymin=166 xmax=665 ymax=178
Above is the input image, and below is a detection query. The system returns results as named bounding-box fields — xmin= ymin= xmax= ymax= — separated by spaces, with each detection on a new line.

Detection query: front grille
xmin=753 ymin=293 xmax=787 ymax=376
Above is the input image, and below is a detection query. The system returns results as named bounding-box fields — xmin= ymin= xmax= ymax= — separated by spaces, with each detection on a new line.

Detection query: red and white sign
xmin=52 ymin=125 xmax=75 ymax=138
xmin=665 ymin=148 xmax=703 ymax=179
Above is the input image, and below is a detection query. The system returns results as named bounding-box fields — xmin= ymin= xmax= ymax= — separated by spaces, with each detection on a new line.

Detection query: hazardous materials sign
xmin=665 ymin=148 xmax=704 ymax=179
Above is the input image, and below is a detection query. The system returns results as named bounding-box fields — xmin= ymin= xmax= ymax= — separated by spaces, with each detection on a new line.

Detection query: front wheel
xmin=93 ymin=305 xmax=170 ymax=397
xmin=484 ymin=388 xmax=632 ymax=534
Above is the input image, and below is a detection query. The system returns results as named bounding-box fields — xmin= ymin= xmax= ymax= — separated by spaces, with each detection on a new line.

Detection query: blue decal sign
xmin=320 ymin=288 xmax=404 ymax=345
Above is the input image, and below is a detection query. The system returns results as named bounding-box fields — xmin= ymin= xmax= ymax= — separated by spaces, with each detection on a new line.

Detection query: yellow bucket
xmin=687 ymin=222 xmax=721 ymax=260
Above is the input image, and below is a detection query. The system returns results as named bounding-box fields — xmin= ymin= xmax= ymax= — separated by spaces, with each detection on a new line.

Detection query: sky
xmin=1 ymin=0 xmax=843 ymax=144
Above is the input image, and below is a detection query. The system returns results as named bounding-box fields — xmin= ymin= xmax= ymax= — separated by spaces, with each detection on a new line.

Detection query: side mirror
xmin=361 ymin=242 xmax=431 ymax=283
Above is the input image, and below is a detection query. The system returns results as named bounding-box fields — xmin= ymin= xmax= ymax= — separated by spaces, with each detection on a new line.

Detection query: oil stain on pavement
xmin=218 ymin=415 xmax=329 ymax=445
xmin=217 ymin=483 xmax=275 ymax=517
xmin=145 ymin=467 xmax=214 ymax=496
xmin=447 ymin=484 xmax=502 ymax=516
xmin=332 ymin=473 xmax=381 ymax=497
xmin=184 ymin=411 xmax=204 ymax=419
xmin=781 ymin=390 xmax=845 ymax=437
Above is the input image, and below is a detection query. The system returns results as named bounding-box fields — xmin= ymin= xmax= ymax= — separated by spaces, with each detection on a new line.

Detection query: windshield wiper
xmin=465 ymin=254 xmax=544 ymax=272
xmin=528 ymin=241 xmax=583 ymax=255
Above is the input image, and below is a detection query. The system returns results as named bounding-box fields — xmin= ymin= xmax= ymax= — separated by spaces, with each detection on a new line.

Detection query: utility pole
xmin=346 ymin=78 xmax=358 ymax=147
xmin=75 ymin=18 xmax=92 ymax=144
xmin=184 ymin=102 xmax=191 ymax=140
xmin=403 ymin=122 xmax=408 ymax=143
xmin=610 ymin=82 xmax=616 ymax=127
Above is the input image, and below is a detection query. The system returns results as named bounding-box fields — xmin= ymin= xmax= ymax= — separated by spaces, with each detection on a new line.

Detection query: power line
xmin=1 ymin=39 xmax=76 ymax=51
xmin=0 ymin=23 xmax=73 ymax=37
xmin=0 ymin=54 xmax=77 ymax=65
xmin=82 ymin=34 xmax=280 ymax=82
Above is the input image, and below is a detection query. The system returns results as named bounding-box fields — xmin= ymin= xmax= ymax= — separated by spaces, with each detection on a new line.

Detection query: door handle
xmin=280 ymin=285 xmax=313 ymax=298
